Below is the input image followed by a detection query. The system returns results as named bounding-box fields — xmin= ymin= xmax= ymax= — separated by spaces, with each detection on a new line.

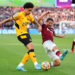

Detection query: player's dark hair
xmin=23 ymin=2 xmax=34 ymax=9
xmin=46 ymin=18 xmax=54 ymax=22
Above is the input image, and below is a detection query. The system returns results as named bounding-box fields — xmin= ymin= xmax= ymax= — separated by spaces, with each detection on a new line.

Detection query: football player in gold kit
xmin=0 ymin=2 xmax=41 ymax=71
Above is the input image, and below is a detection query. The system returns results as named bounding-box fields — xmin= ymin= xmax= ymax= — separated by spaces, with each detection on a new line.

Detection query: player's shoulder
xmin=17 ymin=11 xmax=24 ymax=15
xmin=28 ymin=14 xmax=35 ymax=22
xmin=18 ymin=11 xmax=23 ymax=15
xmin=42 ymin=23 xmax=46 ymax=25
xmin=14 ymin=11 xmax=22 ymax=17
xmin=29 ymin=14 xmax=33 ymax=16
xmin=29 ymin=14 xmax=34 ymax=18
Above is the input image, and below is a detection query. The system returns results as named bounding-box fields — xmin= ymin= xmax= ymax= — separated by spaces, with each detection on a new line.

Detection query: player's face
xmin=24 ymin=8 xmax=33 ymax=15
xmin=46 ymin=20 xmax=54 ymax=28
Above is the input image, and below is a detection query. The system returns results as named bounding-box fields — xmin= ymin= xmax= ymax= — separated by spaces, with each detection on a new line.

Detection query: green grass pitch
xmin=0 ymin=34 xmax=75 ymax=75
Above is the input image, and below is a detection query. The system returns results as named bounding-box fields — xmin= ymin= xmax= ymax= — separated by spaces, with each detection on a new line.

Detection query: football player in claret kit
xmin=0 ymin=2 xmax=42 ymax=71
xmin=37 ymin=11 xmax=68 ymax=67
xmin=71 ymin=39 xmax=75 ymax=53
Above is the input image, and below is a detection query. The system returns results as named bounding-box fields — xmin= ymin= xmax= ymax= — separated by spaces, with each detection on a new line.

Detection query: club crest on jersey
xmin=23 ymin=22 xmax=25 ymax=25
xmin=22 ymin=22 xmax=28 ymax=26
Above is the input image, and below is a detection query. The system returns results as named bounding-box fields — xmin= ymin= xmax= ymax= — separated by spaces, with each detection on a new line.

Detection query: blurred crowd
xmin=0 ymin=7 xmax=20 ymax=29
xmin=0 ymin=7 xmax=75 ymax=29
xmin=33 ymin=7 xmax=75 ymax=29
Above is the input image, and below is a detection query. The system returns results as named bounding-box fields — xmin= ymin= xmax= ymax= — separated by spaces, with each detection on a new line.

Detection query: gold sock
xmin=29 ymin=49 xmax=37 ymax=63
xmin=21 ymin=52 xmax=30 ymax=64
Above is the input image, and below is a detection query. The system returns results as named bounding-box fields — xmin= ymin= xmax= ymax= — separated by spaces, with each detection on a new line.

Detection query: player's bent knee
xmin=52 ymin=46 xmax=58 ymax=51
xmin=57 ymin=61 xmax=61 ymax=66
xmin=55 ymin=59 xmax=61 ymax=66
xmin=26 ymin=42 xmax=34 ymax=50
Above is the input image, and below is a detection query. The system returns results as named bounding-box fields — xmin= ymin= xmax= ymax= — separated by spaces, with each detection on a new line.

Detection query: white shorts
xmin=43 ymin=40 xmax=59 ymax=61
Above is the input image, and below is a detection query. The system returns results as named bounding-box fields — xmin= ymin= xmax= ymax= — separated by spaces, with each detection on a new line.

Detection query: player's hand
xmin=38 ymin=26 xmax=42 ymax=32
xmin=43 ymin=11 xmax=51 ymax=15
xmin=0 ymin=22 xmax=2 ymax=25
xmin=60 ymin=34 xmax=65 ymax=38
xmin=46 ymin=11 xmax=51 ymax=14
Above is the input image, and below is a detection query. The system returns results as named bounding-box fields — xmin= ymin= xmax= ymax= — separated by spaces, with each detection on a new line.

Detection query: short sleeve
xmin=29 ymin=14 xmax=35 ymax=22
xmin=12 ymin=13 xmax=20 ymax=20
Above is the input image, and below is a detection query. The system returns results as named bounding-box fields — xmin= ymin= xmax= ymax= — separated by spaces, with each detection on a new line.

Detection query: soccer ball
xmin=41 ymin=61 xmax=50 ymax=71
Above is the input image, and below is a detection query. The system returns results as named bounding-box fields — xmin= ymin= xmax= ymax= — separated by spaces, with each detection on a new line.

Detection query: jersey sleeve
xmin=12 ymin=13 xmax=20 ymax=21
xmin=29 ymin=14 xmax=35 ymax=22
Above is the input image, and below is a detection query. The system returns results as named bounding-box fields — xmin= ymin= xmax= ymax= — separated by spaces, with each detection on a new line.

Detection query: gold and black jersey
xmin=12 ymin=12 xmax=34 ymax=36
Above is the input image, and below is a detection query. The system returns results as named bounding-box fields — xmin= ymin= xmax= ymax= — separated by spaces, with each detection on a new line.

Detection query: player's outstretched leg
xmin=50 ymin=59 xmax=61 ymax=67
xmin=16 ymin=52 xmax=30 ymax=71
xmin=16 ymin=66 xmax=27 ymax=71
xmin=26 ymin=42 xmax=41 ymax=70
xmin=60 ymin=50 xmax=68 ymax=60
xmin=35 ymin=63 xmax=41 ymax=69
xmin=28 ymin=49 xmax=41 ymax=70
xmin=52 ymin=46 xmax=68 ymax=60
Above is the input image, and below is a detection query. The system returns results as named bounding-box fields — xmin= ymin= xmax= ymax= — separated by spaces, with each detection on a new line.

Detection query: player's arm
xmin=35 ymin=11 xmax=50 ymax=32
xmin=34 ymin=18 xmax=42 ymax=32
xmin=54 ymin=32 xmax=65 ymax=38
xmin=29 ymin=14 xmax=42 ymax=32
xmin=37 ymin=11 xmax=50 ymax=25
xmin=0 ymin=17 xmax=13 ymax=25
xmin=34 ymin=18 xmax=41 ymax=27
xmin=29 ymin=14 xmax=41 ymax=27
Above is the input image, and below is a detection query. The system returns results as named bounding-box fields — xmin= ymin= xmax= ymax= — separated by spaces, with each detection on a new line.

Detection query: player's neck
xmin=23 ymin=11 xmax=29 ymax=16
xmin=47 ymin=26 xmax=52 ymax=29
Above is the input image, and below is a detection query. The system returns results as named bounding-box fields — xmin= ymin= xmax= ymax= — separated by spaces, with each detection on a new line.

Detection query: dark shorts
xmin=17 ymin=34 xmax=32 ymax=46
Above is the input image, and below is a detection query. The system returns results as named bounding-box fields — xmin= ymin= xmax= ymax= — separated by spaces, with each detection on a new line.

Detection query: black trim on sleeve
xmin=15 ymin=23 xmax=19 ymax=29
